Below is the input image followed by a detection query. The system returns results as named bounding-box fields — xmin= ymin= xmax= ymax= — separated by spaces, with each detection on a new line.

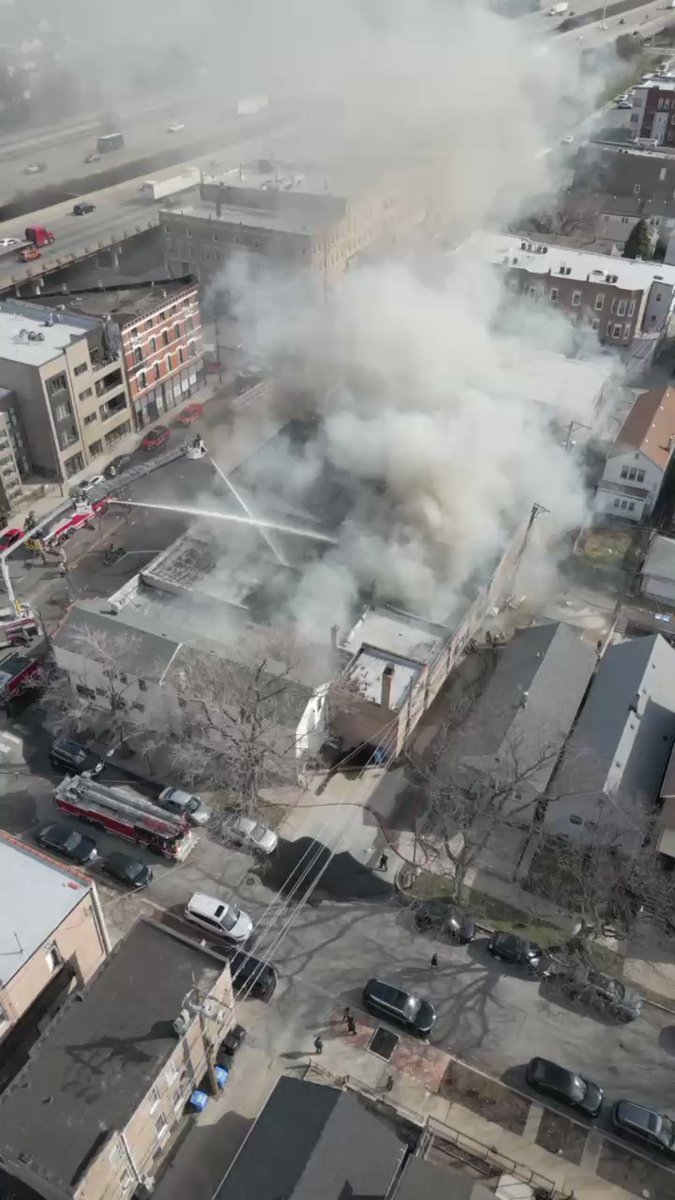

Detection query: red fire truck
xmin=54 ymin=775 xmax=198 ymax=861
xmin=0 ymin=650 xmax=42 ymax=700
xmin=40 ymin=499 xmax=108 ymax=550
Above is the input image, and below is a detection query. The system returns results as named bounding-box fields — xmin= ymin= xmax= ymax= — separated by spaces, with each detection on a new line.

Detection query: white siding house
xmin=596 ymin=385 xmax=675 ymax=522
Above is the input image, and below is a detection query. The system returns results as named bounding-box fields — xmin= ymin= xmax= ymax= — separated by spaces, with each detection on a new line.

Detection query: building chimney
xmin=330 ymin=624 xmax=338 ymax=652
xmin=380 ymin=664 xmax=395 ymax=710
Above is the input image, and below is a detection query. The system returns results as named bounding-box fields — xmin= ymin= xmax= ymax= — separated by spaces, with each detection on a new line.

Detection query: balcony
xmin=99 ymin=396 xmax=128 ymax=423
xmin=95 ymin=368 xmax=124 ymax=399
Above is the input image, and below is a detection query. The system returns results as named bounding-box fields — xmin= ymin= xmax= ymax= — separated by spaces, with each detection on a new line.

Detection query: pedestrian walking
xmin=430 ymin=953 xmax=438 ymax=968
xmin=314 ymin=1034 xmax=324 ymax=1055
xmin=378 ymin=851 xmax=389 ymax=872
xmin=342 ymin=1006 xmax=351 ymax=1024
xmin=347 ymin=1014 xmax=357 ymax=1035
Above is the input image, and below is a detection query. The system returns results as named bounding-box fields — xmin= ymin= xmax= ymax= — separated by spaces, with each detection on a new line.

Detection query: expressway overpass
xmin=0 ymin=121 xmax=306 ymax=297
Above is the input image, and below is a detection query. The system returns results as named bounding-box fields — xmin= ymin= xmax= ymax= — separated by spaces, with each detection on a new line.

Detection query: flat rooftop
xmin=460 ymin=230 xmax=675 ymax=293
xmin=343 ymin=606 xmax=448 ymax=664
xmin=168 ymin=199 xmax=329 ymax=237
xmin=643 ymin=534 xmax=675 ymax=581
xmin=0 ymin=833 xmax=91 ymax=987
xmin=0 ymin=920 xmax=225 ymax=1192
xmin=34 ymin=281 xmax=196 ymax=327
xmin=0 ymin=300 xmax=98 ymax=367
xmin=344 ymin=645 xmax=423 ymax=707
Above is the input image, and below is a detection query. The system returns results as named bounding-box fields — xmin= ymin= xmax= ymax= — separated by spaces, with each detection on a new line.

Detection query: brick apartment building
xmin=0 ymin=832 xmax=109 ymax=1081
xmin=162 ymin=158 xmax=428 ymax=293
xmin=0 ymin=919 xmax=235 ymax=1200
xmin=37 ymin=280 xmax=204 ymax=431
xmin=631 ymin=77 xmax=675 ymax=146
xmin=573 ymin=141 xmax=675 ymax=203
xmin=463 ymin=232 xmax=675 ymax=360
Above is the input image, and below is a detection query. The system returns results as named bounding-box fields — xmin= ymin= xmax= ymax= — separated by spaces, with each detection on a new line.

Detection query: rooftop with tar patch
xmin=0 ymin=832 xmax=91 ymax=987
xmin=0 ymin=919 xmax=225 ymax=1192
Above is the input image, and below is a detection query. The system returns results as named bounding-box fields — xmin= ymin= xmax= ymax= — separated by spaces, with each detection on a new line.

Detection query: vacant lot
xmin=441 ymin=1060 xmax=530 ymax=1136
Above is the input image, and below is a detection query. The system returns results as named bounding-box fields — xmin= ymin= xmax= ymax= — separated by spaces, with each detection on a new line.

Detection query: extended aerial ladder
xmin=54 ymin=774 xmax=197 ymax=859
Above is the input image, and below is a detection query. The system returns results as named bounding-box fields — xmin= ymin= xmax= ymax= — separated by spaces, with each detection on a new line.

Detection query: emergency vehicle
xmin=54 ymin=775 xmax=198 ymax=860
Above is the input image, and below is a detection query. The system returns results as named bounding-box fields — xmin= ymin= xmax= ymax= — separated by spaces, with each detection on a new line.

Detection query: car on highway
xmin=184 ymin=892 xmax=253 ymax=943
xmin=50 ymin=737 xmax=104 ymax=776
xmin=616 ymin=99 xmax=632 ymax=110
xmin=167 ymin=121 xmax=185 ymax=133
xmin=554 ymin=970 xmax=643 ymax=1022
xmin=142 ymin=424 xmax=170 ymax=450
xmin=175 ymin=402 xmax=204 ymax=426
xmin=525 ymin=1057 xmax=603 ymax=1117
xmin=560 ymin=134 xmax=574 ymax=144
xmin=0 ymin=528 xmax=22 ymax=552
xmin=24 ymin=162 xmax=47 ymax=175
xmin=104 ymin=453 xmax=132 ymax=478
xmin=18 ymin=246 xmax=41 ymax=262
xmin=414 ymin=900 xmax=476 ymax=944
xmin=84 ymin=151 xmax=101 ymax=163
xmin=487 ymin=931 xmax=554 ymax=977
xmin=225 ymin=815 xmax=279 ymax=855
xmin=612 ymin=1101 xmax=675 ymax=1154
xmin=101 ymin=851 xmax=153 ymax=890
xmin=363 ymin=977 xmax=436 ymax=1037
xmin=0 ymin=237 xmax=22 ymax=249
xmin=73 ymin=202 xmax=96 ymax=216
xmin=36 ymin=822 xmax=98 ymax=865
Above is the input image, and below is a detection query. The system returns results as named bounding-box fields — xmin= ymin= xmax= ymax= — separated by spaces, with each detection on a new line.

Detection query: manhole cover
xmin=369 ymin=1026 xmax=398 ymax=1060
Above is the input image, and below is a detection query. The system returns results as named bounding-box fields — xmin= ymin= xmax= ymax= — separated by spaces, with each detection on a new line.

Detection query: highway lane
xmin=0 ymin=121 xmax=310 ymax=293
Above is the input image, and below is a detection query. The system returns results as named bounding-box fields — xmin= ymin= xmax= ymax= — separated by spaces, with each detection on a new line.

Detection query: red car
xmin=175 ymin=402 xmax=204 ymax=426
xmin=19 ymin=247 xmax=41 ymax=263
xmin=0 ymin=528 xmax=22 ymax=553
xmin=142 ymin=424 xmax=170 ymax=450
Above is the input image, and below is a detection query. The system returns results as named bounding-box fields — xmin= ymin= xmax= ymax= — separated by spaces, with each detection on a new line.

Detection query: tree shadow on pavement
xmin=261 ymin=837 xmax=393 ymax=904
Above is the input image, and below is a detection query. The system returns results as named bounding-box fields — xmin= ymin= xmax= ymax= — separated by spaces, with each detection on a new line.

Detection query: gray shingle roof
xmin=0 ymin=921 xmax=223 ymax=1193
xmin=642 ymin=534 xmax=675 ymax=582
xmin=214 ymin=1076 xmax=406 ymax=1200
xmin=392 ymin=1158 xmax=495 ymax=1200
xmin=451 ymin=623 xmax=597 ymax=793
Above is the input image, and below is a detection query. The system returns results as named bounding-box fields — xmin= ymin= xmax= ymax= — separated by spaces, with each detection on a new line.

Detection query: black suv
xmin=207 ymin=945 xmax=277 ymax=1000
xmin=73 ymin=202 xmax=96 ymax=215
xmin=36 ymin=822 xmax=98 ymax=865
xmin=363 ymin=977 xmax=436 ymax=1036
xmin=50 ymin=738 xmax=104 ymax=776
xmin=487 ymin=931 xmax=554 ymax=977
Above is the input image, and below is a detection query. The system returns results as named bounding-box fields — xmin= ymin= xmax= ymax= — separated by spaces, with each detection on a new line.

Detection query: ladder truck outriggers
xmin=54 ymin=774 xmax=198 ymax=861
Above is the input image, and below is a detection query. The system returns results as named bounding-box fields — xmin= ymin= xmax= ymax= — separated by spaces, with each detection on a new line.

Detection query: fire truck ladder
xmin=55 ymin=775 xmax=185 ymax=836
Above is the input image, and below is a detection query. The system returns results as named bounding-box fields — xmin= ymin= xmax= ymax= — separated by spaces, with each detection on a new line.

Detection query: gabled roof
xmin=612 ymin=386 xmax=675 ymax=469
xmin=450 ymin=623 xmax=596 ymax=793
xmin=214 ymin=1076 xmax=406 ymax=1200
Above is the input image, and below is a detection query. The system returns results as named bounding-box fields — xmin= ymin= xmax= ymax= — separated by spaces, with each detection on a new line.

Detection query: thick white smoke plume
xmin=206 ymin=0 xmax=621 ymax=639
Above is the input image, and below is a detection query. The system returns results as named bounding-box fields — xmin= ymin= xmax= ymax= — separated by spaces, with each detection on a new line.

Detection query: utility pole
xmin=565 ymin=419 xmax=591 ymax=451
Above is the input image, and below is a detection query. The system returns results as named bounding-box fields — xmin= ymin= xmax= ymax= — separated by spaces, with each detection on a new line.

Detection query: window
xmin=165 ymin=1062 xmax=179 ymax=1086
xmin=154 ymin=363 xmax=161 ymax=381
xmin=612 ymin=323 xmax=622 ymax=338
xmin=134 ymin=347 xmax=142 ymax=364
xmin=146 ymin=318 xmax=153 ymax=330
xmin=549 ymin=287 xmax=558 ymax=301
xmin=139 ymin=371 xmax=146 ymax=389
xmin=54 ymin=402 xmax=71 ymax=421
xmin=74 ymin=362 xmax=88 ymax=376
xmin=45 ymin=946 xmax=61 ymax=973
xmin=150 ymin=1086 xmax=161 ymax=1113
xmin=155 ymin=1114 xmax=169 ymax=1141
xmin=628 ymin=467 xmax=637 ymax=480
xmin=47 ymin=373 xmax=68 ymax=396
xmin=162 ymin=330 xmax=169 ymax=347
xmin=174 ymin=324 xmax=180 ymax=340
xmin=528 ymin=286 xmax=537 ymax=298
xmin=616 ymin=300 xmax=626 ymax=317
xmin=656 ymin=292 xmax=663 ymax=302
xmin=84 ymin=412 xmax=97 ymax=426
xmin=620 ymin=499 xmax=628 ymax=509
xmin=628 ymin=299 xmax=636 ymax=316
xmin=151 ymin=337 xmax=157 ymax=353
xmin=88 ymin=440 xmax=103 ymax=457
xmin=178 ymin=346 xmax=184 ymax=364
xmin=591 ymin=318 xmax=600 ymax=330
xmin=186 ymin=314 xmax=194 ymax=331
xmin=571 ymin=291 xmax=581 ymax=307
xmin=634 ymin=184 xmax=641 ymax=195
xmin=620 ymin=466 xmax=629 ymax=479
xmin=79 ymin=387 xmax=93 ymax=402
xmin=594 ymin=294 xmax=604 ymax=311
xmin=624 ymin=324 xmax=631 ymax=339
xmin=637 ymin=469 xmax=645 ymax=482
xmin=629 ymin=502 xmax=635 ymax=511
xmin=614 ymin=498 xmax=621 ymax=508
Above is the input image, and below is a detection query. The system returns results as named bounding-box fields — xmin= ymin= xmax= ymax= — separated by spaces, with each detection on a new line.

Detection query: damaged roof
xmin=611 ymin=385 xmax=675 ymax=469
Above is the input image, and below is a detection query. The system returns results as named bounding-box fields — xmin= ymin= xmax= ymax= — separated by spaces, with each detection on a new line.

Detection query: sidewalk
xmin=153 ymin=1008 xmax=659 ymax=1200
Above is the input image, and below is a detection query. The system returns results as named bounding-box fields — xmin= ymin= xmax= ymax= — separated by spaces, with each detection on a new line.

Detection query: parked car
xmin=526 ymin=1057 xmax=603 ymax=1117
xmin=50 ymin=737 xmax=104 ymax=776
xmin=175 ymin=402 xmax=204 ymax=426
xmin=73 ymin=202 xmax=96 ymax=216
xmin=487 ymin=931 xmax=554 ymax=977
xmin=362 ymin=977 xmax=436 ymax=1036
xmin=414 ymin=899 xmax=476 ymax=944
xmin=101 ymin=851 xmax=153 ymax=890
xmin=70 ymin=474 xmax=105 ymax=497
xmin=104 ymin=453 xmax=132 ymax=478
xmin=184 ymin=892 xmax=252 ymax=943
xmin=613 ymin=1101 xmax=675 ymax=1153
xmin=36 ymin=822 xmax=98 ymax=864
xmin=221 ymin=948 xmax=278 ymax=999
xmin=555 ymin=970 xmax=643 ymax=1022
xmin=0 ymin=528 xmax=23 ymax=552
xmin=142 ymin=424 xmax=170 ymax=450
xmin=24 ymin=162 xmax=47 ymax=175
xmin=18 ymin=246 xmax=41 ymax=262
xmin=84 ymin=151 xmax=101 ymax=163
xmin=226 ymin=814 xmax=278 ymax=855
xmin=158 ymin=786 xmax=210 ymax=826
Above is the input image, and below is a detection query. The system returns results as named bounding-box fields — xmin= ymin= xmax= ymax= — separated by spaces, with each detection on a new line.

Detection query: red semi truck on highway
xmin=25 ymin=225 xmax=55 ymax=247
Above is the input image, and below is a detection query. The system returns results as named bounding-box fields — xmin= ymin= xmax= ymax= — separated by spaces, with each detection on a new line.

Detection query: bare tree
xmin=407 ymin=722 xmax=559 ymax=902
xmin=520 ymin=191 xmax=599 ymax=241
